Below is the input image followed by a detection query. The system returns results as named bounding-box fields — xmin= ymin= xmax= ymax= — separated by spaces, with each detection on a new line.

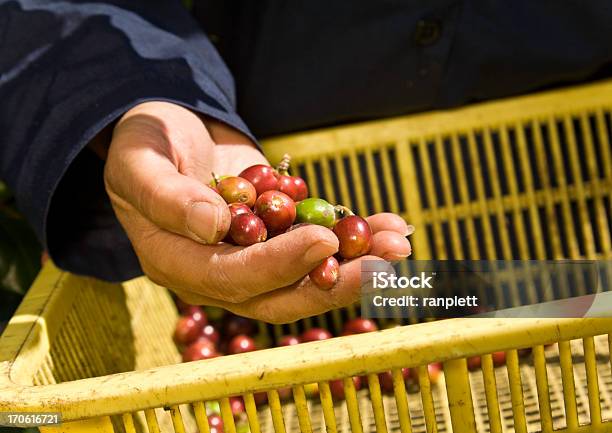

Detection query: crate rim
xmin=1 ymin=262 xmax=611 ymax=421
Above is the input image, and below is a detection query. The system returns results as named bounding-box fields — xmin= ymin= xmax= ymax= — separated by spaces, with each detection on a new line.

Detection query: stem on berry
xmin=334 ymin=205 xmax=354 ymax=219
xmin=210 ymin=172 xmax=221 ymax=187
xmin=276 ymin=153 xmax=291 ymax=175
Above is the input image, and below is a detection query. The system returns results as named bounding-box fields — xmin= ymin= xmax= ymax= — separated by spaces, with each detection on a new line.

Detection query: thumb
xmin=105 ymin=145 xmax=231 ymax=244
xmin=140 ymin=170 xmax=231 ymax=244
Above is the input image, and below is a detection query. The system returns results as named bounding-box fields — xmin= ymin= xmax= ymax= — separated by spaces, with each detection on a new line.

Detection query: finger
xmin=230 ymin=255 xmax=383 ymax=323
xmin=366 ymin=213 xmax=413 ymax=236
xmin=369 ymin=231 xmax=412 ymax=260
xmin=169 ymin=255 xmax=386 ymax=324
xmin=137 ymin=225 xmax=339 ymax=303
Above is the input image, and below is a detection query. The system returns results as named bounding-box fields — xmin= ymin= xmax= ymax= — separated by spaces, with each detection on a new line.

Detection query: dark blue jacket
xmin=1 ymin=0 xmax=611 ymax=281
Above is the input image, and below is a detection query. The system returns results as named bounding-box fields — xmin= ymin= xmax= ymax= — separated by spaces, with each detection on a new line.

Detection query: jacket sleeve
xmin=0 ymin=0 xmax=254 ymax=282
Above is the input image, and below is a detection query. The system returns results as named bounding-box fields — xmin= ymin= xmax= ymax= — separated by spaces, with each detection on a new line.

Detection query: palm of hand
xmin=104 ymin=101 xmax=412 ymax=323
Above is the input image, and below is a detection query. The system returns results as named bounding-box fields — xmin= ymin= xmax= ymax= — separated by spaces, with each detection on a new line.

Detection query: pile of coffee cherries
xmin=210 ymin=154 xmax=373 ymax=289
xmin=173 ymin=303 xmax=444 ymax=414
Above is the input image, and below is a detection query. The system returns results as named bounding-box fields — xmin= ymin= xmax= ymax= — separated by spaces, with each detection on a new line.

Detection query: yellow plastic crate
xmin=1 ymin=80 xmax=612 ymax=433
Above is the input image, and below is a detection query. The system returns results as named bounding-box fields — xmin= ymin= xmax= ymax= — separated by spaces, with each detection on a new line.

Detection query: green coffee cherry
xmin=295 ymin=198 xmax=336 ymax=228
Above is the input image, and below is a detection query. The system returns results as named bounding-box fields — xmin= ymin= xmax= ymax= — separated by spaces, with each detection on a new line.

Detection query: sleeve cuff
xmin=45 ymin=87 xmax=255 ymax=282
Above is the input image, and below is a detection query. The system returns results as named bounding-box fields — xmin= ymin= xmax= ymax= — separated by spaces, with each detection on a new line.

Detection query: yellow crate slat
xmin=559 ymin=340 xmax=580 ymax=430
xmin=347 ymin=149 xmax=368 ymax=216
xmin=481 ymin=354 xmax=503 ymax=433
xmin=122 ymin=413 xmax=136 ymax=433
xmin=533 ymin=345 xmax=554 ymax=432
xmin=515 ymin=122 xmax=548 ymax=260
xmin=220 ymin=398 xmax=237 ymax=433
xmin=317 ymin=381 xmax=338 ymax=433
xmin=416 ymin=365 xmax=437 ymax=433
xmin=267 ymin=390 xmax=286 ymax=433
xmin=433 ymin=135 xmax=463 ymax=259
xmin=364 ymin=150 xmax=384 ymax=215
xmin=396 ymin=138 xmax=430 ymax=259
xmin=443 ymin=359 xmax=476 ymax=433
xmin=584 ymin=336 xmax=602 ymax=427
xmin=243 ymin=394 xmax=261 ymax=433
xmin=499 ymin=125 xmax=530 ymax=259
xmin=581 ymin=113 xmax=612 ymax=256
xmin=417 ymin=138 xmax=445 ymax=260
xmin=343 ymin=376 xmax=364 ymax=433
xmin=366 ymin=374 xmax=388 ymax=433
xmin=564 ymin=116 xmax=597 ymax=258
xmin=169 ymin=406 xmax=186 ymax=433
xmin=192 ymin=403 xmax=210 ymax=433
xmin=507 ymin=349 xmax=528 ymax=433
xmin=449 ymin=133 xmax=480 ymax=259
xmin=391 ymin=368 xmax=412 ymax=433
xmin=319 ymin=157 xmax=337 ymax=204
xmin=548 ymin=116 xmax=582 ymax=259
xmin=378 ymin=146 xmax=400 ymax=214
xmin=332 ymin=153 xmax=352 ymax=211
xmin=291 ymin=385 xmax=312 ymax=433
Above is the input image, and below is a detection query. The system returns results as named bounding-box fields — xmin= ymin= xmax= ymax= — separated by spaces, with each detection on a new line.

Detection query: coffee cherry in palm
xmin=277 ymin=174 xmax=308 ymax=201
xmin=229 ymin=213 xmax=267 ymax=246
xmin=228 ymin=203 xmax=252 ymax=218
xmin=223 ymin=204 xmax=253 ymax=243
xmin=275 ymin=153 xmax=309 ymax=201
xmin=254 ymin=190 xmax=296 ymax=233
xmin=295 ymin=198 xmax=336 ymax=228
xmin=239 ymin=165 xmax=279 ymax=196
xmin=216 ymin=176 xmax=257 ymax=207
xmin=333 ymin=215 xmax=372 ymax=259
xmin=309 ymin=256 xmax=339 ymax=290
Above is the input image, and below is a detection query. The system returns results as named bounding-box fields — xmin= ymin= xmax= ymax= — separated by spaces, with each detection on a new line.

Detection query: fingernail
xmin=405 ymin=225 xmax=415 ymax=236
xmin=304 ymin=241 xmax=338 ymax=263
xmin=385 ymin=252 xmax=411 ymax=261
xmin=187 ymin=202 xmax=222 ymax=243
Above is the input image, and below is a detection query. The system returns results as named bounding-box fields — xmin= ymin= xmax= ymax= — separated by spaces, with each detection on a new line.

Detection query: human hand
xmin=104 ymin=101 xmax=412 ymax=323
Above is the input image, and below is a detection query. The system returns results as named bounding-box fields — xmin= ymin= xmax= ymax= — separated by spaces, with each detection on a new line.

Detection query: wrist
xmin=199 ymin=114 xmax=258 ymax=148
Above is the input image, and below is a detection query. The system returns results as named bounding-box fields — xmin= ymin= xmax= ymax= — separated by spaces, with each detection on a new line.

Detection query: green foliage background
xmin=0 ymin=181 xmax=42 ymax=330
xmin=0 ymin=182 xmax=42 ymax=432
